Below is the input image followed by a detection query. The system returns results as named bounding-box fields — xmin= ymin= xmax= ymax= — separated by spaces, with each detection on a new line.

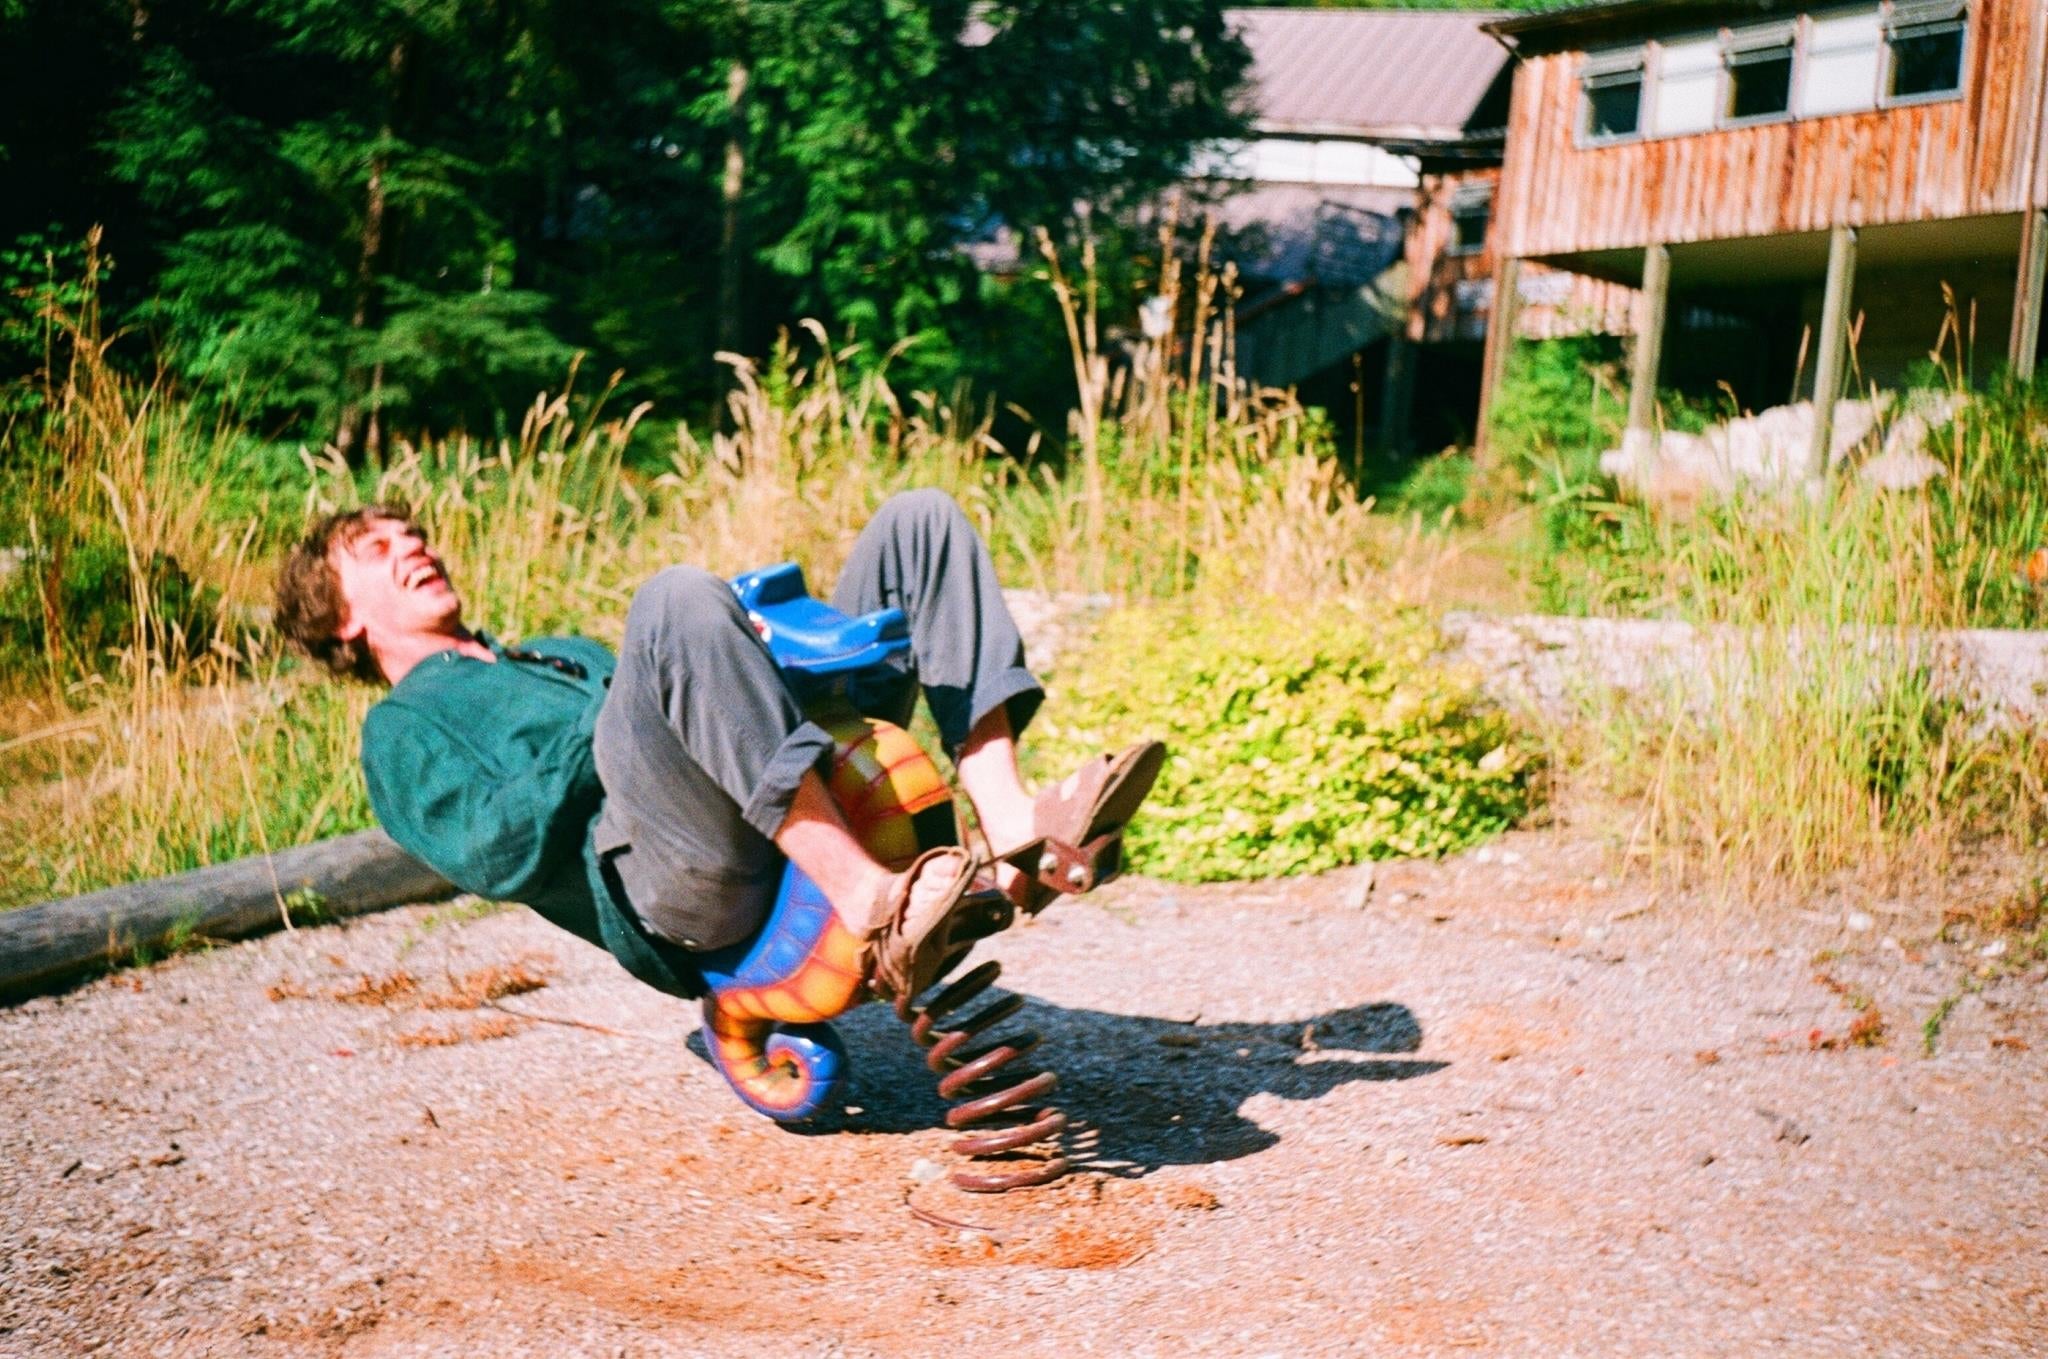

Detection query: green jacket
xmin=360 ymin=634 xmax=706 ymax=998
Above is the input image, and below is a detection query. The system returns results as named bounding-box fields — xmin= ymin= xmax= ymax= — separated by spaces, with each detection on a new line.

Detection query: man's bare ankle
xmin=830 ymin=862 xmax=895 ymax=935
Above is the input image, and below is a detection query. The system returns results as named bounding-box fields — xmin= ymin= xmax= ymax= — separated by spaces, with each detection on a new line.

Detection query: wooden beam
xmin=1378 ymin=335 xmax=1416 ymax=456
xmin=1625 ymin=242 xmax=1670 ymax=441
xmin=1809 ymin=224 xmax=1859 ymax=482
xmin=1474 ymin=256 xmax=1523 ymax=460
xmin=2012 ymin=208 xmax=2048 ymax=380
xmin=0 ymin=830 xmax=455 ymax=1003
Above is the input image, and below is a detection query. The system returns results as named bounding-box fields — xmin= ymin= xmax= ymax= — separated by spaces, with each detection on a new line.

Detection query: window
xmin=1724 ymin=23 xmax=1796 ymax=122
xmin=1448 ymin=185 xmax=1492 ymax=256
xmin=1581 ymin=48 xmax=1645 ymax=141
xmin=1652 ymin=35 xmax=1721 ymax=134
xmin=1886 ymin=0 xmax=1965 ymax=101
xmin=1801 ymin=7 xmax=1884 ymax=115
xmin=1575 ymin=3 xmax=1966 ymax=146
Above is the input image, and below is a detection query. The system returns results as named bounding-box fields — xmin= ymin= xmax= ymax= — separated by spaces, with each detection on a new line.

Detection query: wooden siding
xmin=1409 ymin=168 xmax=1637 ymax=342
xmin=1496 ymin=0 xmax=2048 ymax=261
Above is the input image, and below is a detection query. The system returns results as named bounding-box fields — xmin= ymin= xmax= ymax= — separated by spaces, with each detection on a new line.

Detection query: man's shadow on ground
xmin=688 ymin=986 xmax=1443 ymax=1176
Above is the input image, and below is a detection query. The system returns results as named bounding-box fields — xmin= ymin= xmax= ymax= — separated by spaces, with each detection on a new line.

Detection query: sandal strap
xmin=865 ymin=847 xmax=986 ymax=999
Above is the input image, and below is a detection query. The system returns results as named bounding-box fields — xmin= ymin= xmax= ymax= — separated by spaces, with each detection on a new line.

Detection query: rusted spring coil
xmin=895 ymin=959 xmax=1070 ymax=1192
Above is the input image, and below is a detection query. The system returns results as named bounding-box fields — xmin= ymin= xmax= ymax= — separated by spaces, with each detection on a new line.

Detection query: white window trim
xmin=1720 ymin=22 xmax=1800 ymax=128
xmin=1577 ymin=48 xmax=1648 ymax=147
xmin=1573 ymin=2 xmax=1968 ymax=149
xmin=1880 ymin=0 xmax=1969 ymax=107
xmin=1801 ymin=6 xmax=1886 ymax=115
xmin=1446 ymin=185 xmax=1494 ymax=257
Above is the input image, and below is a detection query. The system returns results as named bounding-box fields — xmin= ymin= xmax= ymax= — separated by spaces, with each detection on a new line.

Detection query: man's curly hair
xmin=273 ymin=503 xmax=415 ymax=684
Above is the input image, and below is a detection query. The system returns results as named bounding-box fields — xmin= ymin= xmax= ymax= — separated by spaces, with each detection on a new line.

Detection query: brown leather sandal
xmin=863 ymin=847 xmax=1012 ymax=1001
xmin=1005 ymin=738 xmax=1167 ymax=913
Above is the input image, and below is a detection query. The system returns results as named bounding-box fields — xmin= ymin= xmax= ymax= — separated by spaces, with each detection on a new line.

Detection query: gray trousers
xmin=590 ymin=489 xmax=1041 ymax=952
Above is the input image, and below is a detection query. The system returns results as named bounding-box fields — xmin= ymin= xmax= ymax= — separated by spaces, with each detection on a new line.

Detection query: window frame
xmin=1719 ymin=21 xmax=1800 ymax=127
xmin=1881 ymin=0 xmax=1968 ymax=107
xmin=1446 ymin=184 xmax=1494 ymax=258
xmin=1574 ymin=3 xmax=1969 ymax=149
xmin=1577 ymin=47 xmax=1648 ymax=146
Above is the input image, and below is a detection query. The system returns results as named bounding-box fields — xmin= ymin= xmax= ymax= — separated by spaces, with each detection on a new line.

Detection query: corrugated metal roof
xmin=1226 ymin=8 xmax=1512 ymax=140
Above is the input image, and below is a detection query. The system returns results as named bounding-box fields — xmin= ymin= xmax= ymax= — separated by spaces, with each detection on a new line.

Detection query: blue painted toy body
xmin=694 ymin=565 xmax=929 ymax=1122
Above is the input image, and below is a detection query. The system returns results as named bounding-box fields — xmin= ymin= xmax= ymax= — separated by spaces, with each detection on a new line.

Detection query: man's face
xmin=330 ymin=516 xmax=463 ymax=650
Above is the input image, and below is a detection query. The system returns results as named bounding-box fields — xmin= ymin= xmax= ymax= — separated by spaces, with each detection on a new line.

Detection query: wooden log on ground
xmin=0 ymin=830 xmax=455 ymax=1004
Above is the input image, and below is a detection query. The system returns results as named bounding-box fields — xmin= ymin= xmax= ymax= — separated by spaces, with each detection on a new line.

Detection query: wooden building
xmin=1480 ymin=0 xmax=2048 ymax=466
xmin=1212 ymin=9 xmax=1513 ymax=450
xmin=1215 ymin=7 xmax=1638 ymax=452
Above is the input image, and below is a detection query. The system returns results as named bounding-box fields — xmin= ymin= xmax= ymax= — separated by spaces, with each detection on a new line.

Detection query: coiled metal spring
xmin=896 ymin=959 xmax=1069 ymax=1192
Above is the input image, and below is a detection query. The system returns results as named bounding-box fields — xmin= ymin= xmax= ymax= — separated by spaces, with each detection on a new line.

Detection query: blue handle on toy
xmin=730 ymin=562 xmax=910 ymax=677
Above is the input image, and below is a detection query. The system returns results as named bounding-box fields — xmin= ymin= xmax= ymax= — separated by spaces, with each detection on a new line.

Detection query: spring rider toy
xmin=690 ymin=564 xmax=1120 ymax=1192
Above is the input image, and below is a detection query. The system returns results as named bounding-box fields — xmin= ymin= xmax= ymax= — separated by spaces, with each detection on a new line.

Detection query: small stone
xmin=1695 ymin=1151 xmax=1716 ymax=1167
xmin=1349 ymin=865 xmax=1377 ymax=910
xmin=1846 ymin=911 xmax=1874 ymax=932
xmin=909 ymin=1158 xmax=945 ymax=1184
xmin=1980 ymin=939 xmax=2008 ymax=958
xmin=1383 ymin=1147 xmax=1408 ymax=1167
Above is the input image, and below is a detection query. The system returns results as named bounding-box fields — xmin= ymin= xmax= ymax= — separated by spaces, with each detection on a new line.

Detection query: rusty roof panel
xmin=1226 ymin=8 xmax=1513 ymax=140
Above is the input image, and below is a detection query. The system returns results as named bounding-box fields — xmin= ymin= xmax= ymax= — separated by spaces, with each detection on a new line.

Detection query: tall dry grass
xmin=1547 ymin=352 xmax=2048 ymax=899
xmin=3 ymin=239 xmax=1441 ymax=908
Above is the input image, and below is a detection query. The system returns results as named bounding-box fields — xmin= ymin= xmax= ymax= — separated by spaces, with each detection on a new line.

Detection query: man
xmin=274 ymin=489 xmax=1163 ymax=1003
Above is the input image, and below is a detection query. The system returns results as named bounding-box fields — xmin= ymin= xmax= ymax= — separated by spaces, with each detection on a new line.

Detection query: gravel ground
xmin=3 ymin=830 xmax=2044 ymax=1358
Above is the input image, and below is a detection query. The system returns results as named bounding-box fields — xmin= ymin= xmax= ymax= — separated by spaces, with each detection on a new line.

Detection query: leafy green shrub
xmin=1380 ymin=450 xmax=1473 ymax=523
xmin=1031 ymin=599 xmax=1537 ymax=882
xmin=1485 ymin=334 xmax=1626 ymax=482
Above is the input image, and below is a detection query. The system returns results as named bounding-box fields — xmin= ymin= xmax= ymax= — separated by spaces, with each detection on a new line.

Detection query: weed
xmin=397 ymin=897 xmax=511 ymax=955
xmin=126 ymin=907 xmax=211 ymax=969
xmin=281 ymin=887 xmax=330 ymax=927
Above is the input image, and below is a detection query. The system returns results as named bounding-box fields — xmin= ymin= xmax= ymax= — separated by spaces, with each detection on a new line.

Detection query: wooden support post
xmin=1378 ymin=335 xmax=1415 ymax=456
xmin=1474 ymin=256 xmax=1523 ymax=459
xmin=2012 ymin=208 xmax=2048 ymax=380
xmin=1809 ymin=224 xmax=1858 ymax=481
xmin=1625 ymin=242 xmax=1671 ymax=445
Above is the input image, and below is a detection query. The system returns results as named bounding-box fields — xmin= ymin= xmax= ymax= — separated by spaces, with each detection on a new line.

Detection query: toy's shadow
xmin=686 ymin=987 xmax=1442 ymax=1176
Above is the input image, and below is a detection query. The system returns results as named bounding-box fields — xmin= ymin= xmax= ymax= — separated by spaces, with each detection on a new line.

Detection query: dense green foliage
xmin=0 ymin=0 xmax=1249 ymax=441
xmin=1033 ymin=600 xmax=1535 ymax=881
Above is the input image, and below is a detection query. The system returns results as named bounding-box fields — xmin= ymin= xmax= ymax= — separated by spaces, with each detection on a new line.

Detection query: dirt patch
xmin=420 ymin=960 xmax=551 ymax=1010
xmin=392 ymin=1016 xmax=526 ymax=1048
xmin=3 ymin=829 xmax=2044 ymax=1357
xmin=270 ymin=955 xmax=554 ymax=1014
xmin=329 ymin=969 xmax=422 ymax=1005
